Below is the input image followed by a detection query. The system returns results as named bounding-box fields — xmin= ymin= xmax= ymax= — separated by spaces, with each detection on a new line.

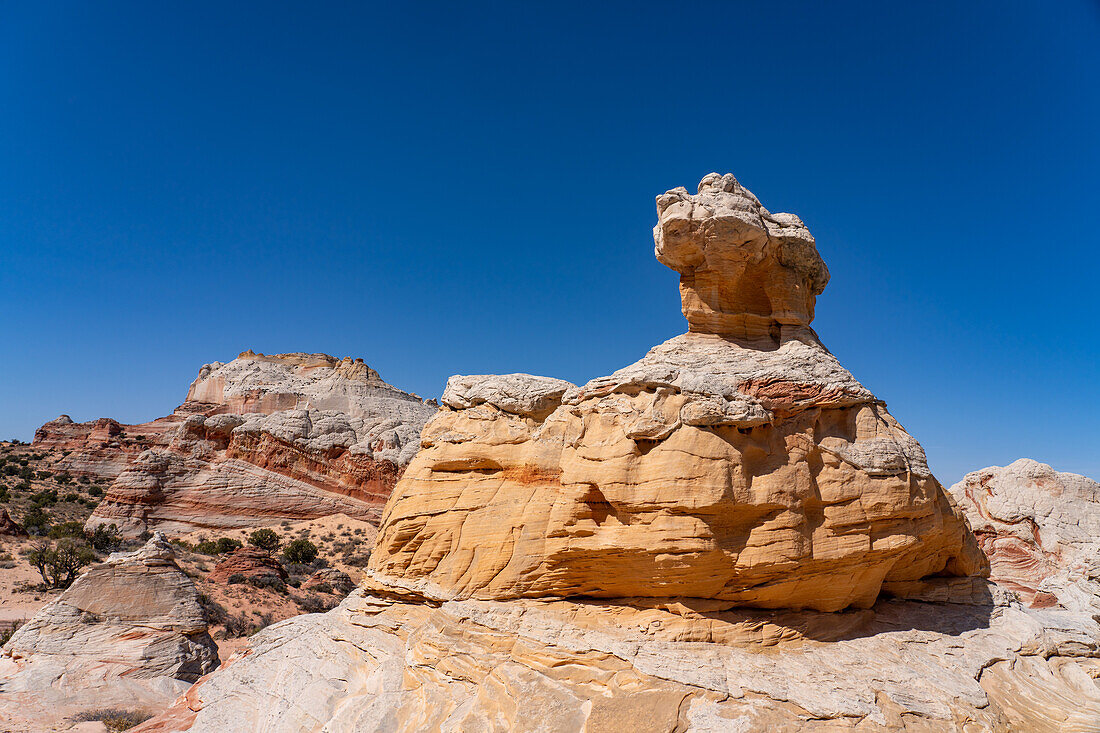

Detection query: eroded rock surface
xmin=949 ymin=459 xmax=1100 ymax=613
xmin=34 ymin=351 xmax=437 ymax=536
xmin=135 ymin=175 xmax=1100 ymax=732
xmin=0 ymin=534 xmax=219 ymax=728
xmin=368 ymin=175 xmax=984 ymax=613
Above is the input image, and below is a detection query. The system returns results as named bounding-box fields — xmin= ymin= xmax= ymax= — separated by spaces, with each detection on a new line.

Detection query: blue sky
xmin=1 ymin=2 xmax=1097 ymax=484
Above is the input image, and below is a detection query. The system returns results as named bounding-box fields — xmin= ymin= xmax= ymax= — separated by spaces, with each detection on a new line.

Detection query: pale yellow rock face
xmin=370 ymin=175 xmax=986 ymax=612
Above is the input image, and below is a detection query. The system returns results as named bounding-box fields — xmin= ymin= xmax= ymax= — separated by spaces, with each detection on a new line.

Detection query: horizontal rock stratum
xmin=35 ymin=351 xmax=438 ymax=535
xmin=367 ymin=174 xmax=985 ymax=612
xmin=136 ymin=174 xmax=1100 ymax=732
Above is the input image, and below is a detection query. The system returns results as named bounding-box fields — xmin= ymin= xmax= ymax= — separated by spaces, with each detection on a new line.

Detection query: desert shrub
xmin=0 ymin=620 xmax=23 ymax=646
xmin=54 ymin=472 xmax=72 ymax=485
xmin=216 ymin=536 xmax=242 ymax=554
xmin=197 ymin=593 xmax=229 ymax=626
xmin=287 ymin=577 xmax=301 ymax=588
xmin=247 ymin=575 xmax=287 ymax=594
xmin=297 ymin=594 xmax=338 ymax=613
xmin=74 ymin=708 xmax=153 ymax=731
xmin=137 ymin=530 xmax=152 ymax=542
xmin=63 ymin=492 xmax=80 ymax=503
xmin=25 ymin=539 xmax=95 ymax=588
xmin=0 ymin=487 xmax=8 ymax=502
xmin=21 ymin=506 xmax=51 ymax=535
xmin=344 ymin=552 xmax=371 ymax=568
xmin=78 ymin=475 xmax=90 ymax=484
xmin=18 ymin=467 xmax=34 ymax=481
xmin=87 ymin=523 xmax=123 ymax=553
xmin=14 ymin=480 xmax=32 ymax=493
xmin=48 ymin=521 xmax=86 ymax=539
xmin=30 ymin=489 xmax=58 ymax=507
xmin=36 ymin=470 xmax=52 ymax=480
xmin=282 ymin=538 xmax=318 ymax=564
xmin=227 ymin=573 xmax=247 ymax=584
xmin=284 ymin=562 xmax=313 ymax=576
xmin=195 ymin=536 xmax=242 ymax=555
xmin=1 ymin=464 xmax=16 ymax=476
xmin=88 ymin=485 xmax=104 ymax=497
xmin=312 ymin=582 xmax=334 ymax=594
xmin=248 ymin=528 xmax=280 ymax=552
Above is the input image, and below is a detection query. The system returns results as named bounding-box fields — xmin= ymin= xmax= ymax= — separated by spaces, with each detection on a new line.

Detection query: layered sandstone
xmin=0 ymin=534 xmax=219 ymax=727
xmin=135 ymin=175 xmax=1100 ymax=732
xmin=208 ymin=547 xmax=287 ymax=584
xmin=368 ymin=175 xmax=984 ymax=612
xmin=36 ymin=351 xmax=438 ymax=536
xmin=948 ymin=459 xmax=1100 ymax=612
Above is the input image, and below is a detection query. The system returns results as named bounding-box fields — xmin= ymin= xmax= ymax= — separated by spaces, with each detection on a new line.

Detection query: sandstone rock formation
xmin=303 ymin=568 xmax=355 ymax=594
xmin=35 ymin=351 xmax=437 ymax=536
xmin=948 ymin=459 xmax=1100 ymax=612
xmin=208 ymin=547 xmax=288 ymax=584
xmin=135 ymin=175 xmax=1100 ymax=732
xmin=0 ymin=509 xmax=24 ymax=537
xmin=0 ymin=533 xmax=218 ymax=727
xmin=368 ymin=175 xmax=984 ymax=612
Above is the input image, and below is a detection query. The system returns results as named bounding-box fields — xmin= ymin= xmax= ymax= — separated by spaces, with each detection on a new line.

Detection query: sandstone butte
xmin=134 ymin=175 xmax=1100 ymax=732
xmin=0 ymin=533 xmax=219 ymax=730
xmin=34 ymin=351 xmax=437 ymax=536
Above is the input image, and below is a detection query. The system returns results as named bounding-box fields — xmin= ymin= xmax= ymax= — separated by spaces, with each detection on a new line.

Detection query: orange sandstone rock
xmin=369 ymin=174 xmax=986 ymax=612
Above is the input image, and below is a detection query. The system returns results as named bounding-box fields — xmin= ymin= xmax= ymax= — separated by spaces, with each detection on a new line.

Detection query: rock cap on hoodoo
xmin=655 ymin=172 xmax=829 ymax=338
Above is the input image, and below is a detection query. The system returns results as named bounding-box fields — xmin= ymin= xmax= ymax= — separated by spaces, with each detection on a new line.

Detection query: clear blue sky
xmin=1 ymin=2 xmax=1097 ymax=485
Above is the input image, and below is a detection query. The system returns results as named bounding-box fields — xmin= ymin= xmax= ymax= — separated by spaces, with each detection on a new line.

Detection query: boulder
xmin=0 ymin=508 xmax=25 ymax=537
xmin=948 ymin=459 xmax=1100 ymax=612
xmin=0 ymin=533 xmax=219 ymax=726
xmin=208 ymin=547 xmax=287 ymax=584
xmin=303 ymin=568 xmax=355 ymax=594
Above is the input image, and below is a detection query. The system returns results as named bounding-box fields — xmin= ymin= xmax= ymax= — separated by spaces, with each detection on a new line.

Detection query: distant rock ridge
xmin=137 ymin=174 xmax=1100 ymax=733
xmin=33 ymin=350 xmax=437 ymax=535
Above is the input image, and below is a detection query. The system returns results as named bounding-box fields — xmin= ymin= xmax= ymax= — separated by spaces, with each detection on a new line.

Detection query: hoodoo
xmin=368 ymin=173 xmax=985 ymax=611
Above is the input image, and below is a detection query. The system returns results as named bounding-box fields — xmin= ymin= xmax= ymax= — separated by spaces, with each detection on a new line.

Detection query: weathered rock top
xmin=185 ymin=349 xmax=436 ymax=425
xmin=655 ymin=172 xmax=829 ymax=338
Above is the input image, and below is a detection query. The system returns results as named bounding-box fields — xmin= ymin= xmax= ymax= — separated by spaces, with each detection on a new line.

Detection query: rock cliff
xmin=35 ymin=351 xmax=437 ymax=535
xmin=0 ymin=534 xmax=219 ymax=727
xmin=135 ymin=175 xmax=1100 ymax=732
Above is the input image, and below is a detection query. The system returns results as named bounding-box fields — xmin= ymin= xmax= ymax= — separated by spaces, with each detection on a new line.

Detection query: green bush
xmin=88 ymin=485 xmax=104 ymax=497
xmin=30 ymin=489 xmax=58 ymax=507
xmin=22 ymin=506 xmax=51 ymax=535
xmin=247 ymin=574 xmax=287 ymax=594
xmin=36 ymin=470 xmax=52 ymax=480
xmin=55 ymin=472 xmax=72 ymax=485
xmin=195 ymin=536 xmax=242 ymax=555
xmin=25 ymin=539 xmax=96 ymax=588
xmin=87 ymin=524 xmax=123 ymax=553
xmin=281 ymin=538 xmax=319 ymax=564
xmin=0 ymin=487 xmax=8 ymax=502
xmin=48 ymin=521 xmax=86 ymax=539
xmin=63 ymin=492 xmax=80 ymax=503
xmin=248 ymin=528 xmax=280 ymax=552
